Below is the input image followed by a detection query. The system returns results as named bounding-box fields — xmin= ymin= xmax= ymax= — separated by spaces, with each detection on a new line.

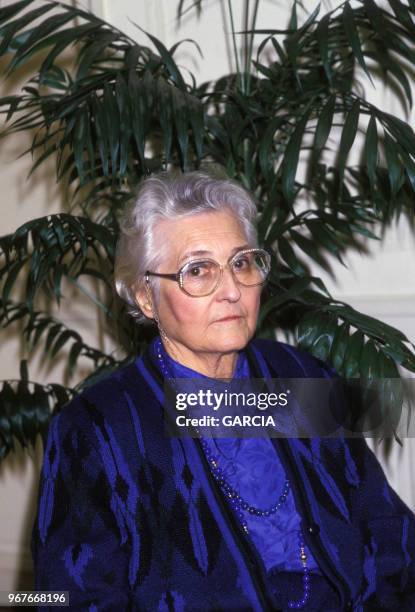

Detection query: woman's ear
xmin=134 ymin=285 xmax=155 ymax=320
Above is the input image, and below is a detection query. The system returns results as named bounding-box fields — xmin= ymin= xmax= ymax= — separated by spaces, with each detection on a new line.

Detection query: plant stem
xmin=66 ymin=276 xmax=115 ymax=320
xmin=243 ymin=0 xmax=250 ymax=91
xmin=246 ymin=0 xmax=260 ymax=95
xmin=227 ymin=0 xmax=243 ymax=91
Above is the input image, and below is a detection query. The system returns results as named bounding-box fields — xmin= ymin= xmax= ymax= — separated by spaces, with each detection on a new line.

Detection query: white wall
xmin=0 ymin=0 xmax=414 ymax=592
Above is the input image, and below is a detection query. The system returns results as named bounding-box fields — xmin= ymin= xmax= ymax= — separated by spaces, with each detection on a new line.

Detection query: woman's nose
xmin=215 ymin=266 xmax=241 ymax=301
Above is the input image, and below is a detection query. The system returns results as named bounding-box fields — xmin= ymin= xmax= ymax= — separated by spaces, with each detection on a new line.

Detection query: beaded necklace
xmin=154 ymin=337 xmax=311 ymax=609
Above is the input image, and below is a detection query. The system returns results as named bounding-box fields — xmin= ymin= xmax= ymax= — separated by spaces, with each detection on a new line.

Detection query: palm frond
xmin=0 ymin=299 xmax=118 ymax=379
xmin=0 ymin=362 xmax=73 ymax=460
xmin=0 ymin=213 xmax=116 ymax=311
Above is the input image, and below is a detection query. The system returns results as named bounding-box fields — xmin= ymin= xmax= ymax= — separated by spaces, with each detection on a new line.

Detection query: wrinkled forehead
xmin=153 ymin=209 xmax=251 ymax=267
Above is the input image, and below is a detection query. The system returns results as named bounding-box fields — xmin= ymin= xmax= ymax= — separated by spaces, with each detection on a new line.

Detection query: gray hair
xmin=114 ymin=170 xmax=259 ymax=324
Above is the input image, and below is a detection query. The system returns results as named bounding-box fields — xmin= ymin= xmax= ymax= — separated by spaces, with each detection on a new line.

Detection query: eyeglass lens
xmin=180 ymin=250 xmax=270 ymax=296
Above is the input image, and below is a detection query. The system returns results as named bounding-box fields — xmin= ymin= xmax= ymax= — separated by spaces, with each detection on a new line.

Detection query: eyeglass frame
xmin=144 ymin=247 xmax=271 ymax=298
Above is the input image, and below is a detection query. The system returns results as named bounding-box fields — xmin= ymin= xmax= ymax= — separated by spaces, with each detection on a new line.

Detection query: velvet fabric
xmin=32 ymin=338 xmax=415 ymax=611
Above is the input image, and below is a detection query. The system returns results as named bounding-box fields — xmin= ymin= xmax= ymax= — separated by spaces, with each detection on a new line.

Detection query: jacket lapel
xmin=248 ymin=340 xmax=364 ymax=601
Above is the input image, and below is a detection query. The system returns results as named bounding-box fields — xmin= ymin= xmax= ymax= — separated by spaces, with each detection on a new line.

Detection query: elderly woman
xmin=32 ymin=172 xmax=415 ymax=611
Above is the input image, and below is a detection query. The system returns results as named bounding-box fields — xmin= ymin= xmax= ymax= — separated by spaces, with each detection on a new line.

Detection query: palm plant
xmin=1 ymin=0 xmax=415 ymax=460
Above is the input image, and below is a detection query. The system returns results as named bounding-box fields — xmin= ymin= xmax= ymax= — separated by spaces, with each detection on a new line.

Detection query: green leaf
xmin=388 ymin=0 xmax=414 ymax=32
xmin=297 ymin=310 xmax=328 ymax=349
xmin=51 ymin=329 xmax=74 ymax=359
xmin=68 ymin=342 xmax=83 ymax=379
xmin=157 ymin=78 xmax=173 ymax=163
xmin=399 ymin=148 xmax=415 ymax=192
xmin=76 ymin=32 xmax=118 ymax=79
xmin=82 ymin=218 xmax=115 ymax=260
xmin=6 ymin=11 xmax=81 ymax=72
xmin=330 ymin=322 xmax=350 ymax=373
xmin=315 ymin=13 xmax=331 ymax=81
xmin=278 ymin=237 xmax=306 ymax=275
xmin=45 ymin=324 xmax=62 ymax=354
xmin=365 ymin=49 xmax=412 ymax=107
xmin=188 ymin=96 xmax=204 ymax=160
xmin=377 ymin=348 xmax=403 ymax=428
xmin=271 ymin=37 xmax=286 ymax=63
xmin=363 ymin=0 xmax=385 ymax=33
xmin=0 ymin=377 xmax=74 ymax=460
xmin=259 ymin=277 xmax=311 ymax=325
xmin=383 ymin=132 xmax=403 ymax=195
xmin=282 ymin=110 xmax=311 ymax=204
xmin=19 ymin=359 xmax=29 ymax=381
xmin=342 ymin=2 xmax=374 ymax=85
xmin=169 ymin=38 xmax=203 ymax=60
xmin=2 ymin=258 xmax=28 ymax=303
xmin=289 ymin=229 xmax=327 ymax=268
xmin=0 ymin=3 xmax=53 ymax=57
xmin=329 ymin=304 xmax=412 ymax=349
xmin=176 ymin=0 xmax=203 ymax=20
xmin=38 ymin=23 xmax=103 ymax=78
xmin=27 ymin=143 xmax=58 ymax=178
xmin=338 ymin=99 xmax=360 ymax=187
xmin=343 ymin=330 xmax=364 ymax=378
xmin=73 ymin=109 xmax=87 ymax=184
xmin=259 ymin=116 xmax=284 ymax=181
xmin=29 ymin=317 xmax=50 ymax=350
xmin=115 ymin=73 xmax=132 ymax=176
xmin=360 ymin=339 xmax=379 ymax=379
xmin=103 ymin=82 xmax=120 ymax=175
xmin=172 ymin=88 xmax=190 ymax=166
xmin=314 ymin=95 xmax=335 ymax=157
xmin=305 ymin=219 xmax=345 ymax=263
xmin=309 ymin=317 xmax=338 ymax=362
xmin=0 ymin=1 xmax=35 ymax=28
xmin=382 ymin=112 xmax=415 ymax=155
xmin=365 ymin=114 xmax=378 ymax=190
xmin=139 ymin=26 xmax=186 ymax=90
xmin=92 ymin=96 xmax=109 ymax=175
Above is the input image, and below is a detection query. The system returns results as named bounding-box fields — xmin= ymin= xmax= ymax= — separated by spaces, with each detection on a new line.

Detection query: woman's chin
xmin=210 ymin=328 xmax=251 ymax=353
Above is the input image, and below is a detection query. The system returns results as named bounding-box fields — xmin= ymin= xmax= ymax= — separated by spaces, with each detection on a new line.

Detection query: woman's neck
xmin=161 ymin=337 xmax=238 ymax=379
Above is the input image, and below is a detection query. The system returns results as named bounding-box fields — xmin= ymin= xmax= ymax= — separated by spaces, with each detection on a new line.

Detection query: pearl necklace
xmin=155 ymin=338 xmax=311 ymax=609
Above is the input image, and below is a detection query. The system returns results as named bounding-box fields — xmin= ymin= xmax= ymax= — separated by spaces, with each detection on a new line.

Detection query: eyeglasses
xmin=145 ymin=248 xmax=271 ymax=297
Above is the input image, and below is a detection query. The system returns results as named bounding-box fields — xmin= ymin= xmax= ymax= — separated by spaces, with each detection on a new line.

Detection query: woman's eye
xmin=233 ymin=256 xmax=250 ymax=270
xmin=187 ymin=262 xmax=211 ymax=277
xmin=189 ymin=266 xmax=202 ymax=276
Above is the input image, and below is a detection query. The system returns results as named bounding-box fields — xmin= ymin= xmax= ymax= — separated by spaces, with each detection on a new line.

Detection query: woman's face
xmin=138 ymin=209 xmax=262 ymax=363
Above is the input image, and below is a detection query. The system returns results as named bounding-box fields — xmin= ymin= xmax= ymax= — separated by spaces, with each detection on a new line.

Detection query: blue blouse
xmin=156 ymin=340 xmax=321 ymax=575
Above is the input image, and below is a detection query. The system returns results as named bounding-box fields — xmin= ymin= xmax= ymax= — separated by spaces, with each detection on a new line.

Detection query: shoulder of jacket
xmin=54 ymin=359 xmax=141 ymax=432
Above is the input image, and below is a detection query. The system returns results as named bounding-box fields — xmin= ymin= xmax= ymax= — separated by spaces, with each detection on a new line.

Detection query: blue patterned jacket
xmin=32 ymin=339 xmax=415 ymax=611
